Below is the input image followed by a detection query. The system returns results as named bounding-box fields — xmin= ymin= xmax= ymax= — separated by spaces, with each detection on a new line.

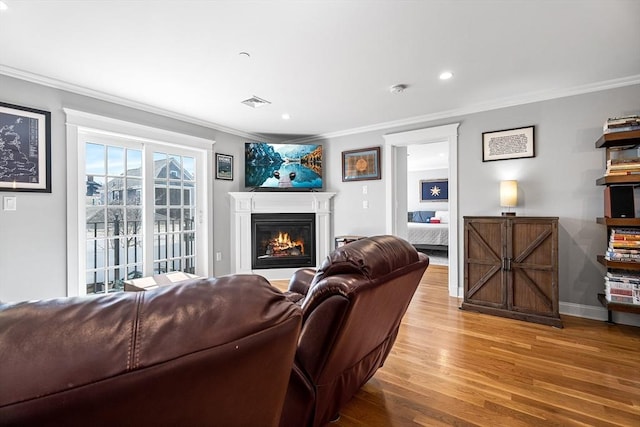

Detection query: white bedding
xmin=407 ymin=222 xmax=449 ymax=247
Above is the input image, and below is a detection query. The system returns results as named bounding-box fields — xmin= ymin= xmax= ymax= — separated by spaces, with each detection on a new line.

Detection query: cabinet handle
xmin=506 ymin=258 xmax=512 ymax=271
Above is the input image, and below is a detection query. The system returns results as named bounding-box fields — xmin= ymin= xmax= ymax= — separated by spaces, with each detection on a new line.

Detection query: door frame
xmin=383 ymin=123 xmax=460 ymax=297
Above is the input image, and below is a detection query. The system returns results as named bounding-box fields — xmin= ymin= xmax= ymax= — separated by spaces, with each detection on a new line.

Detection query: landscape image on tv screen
xmin=245 ymin=142 xmax=322 ymax=189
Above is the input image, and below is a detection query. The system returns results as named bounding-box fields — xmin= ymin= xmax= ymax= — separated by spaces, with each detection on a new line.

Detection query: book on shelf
xmin=610 ymin=228 xmax=640 ymax=235
xmin=603 ymin=125 xmax=640 ymax=134
xmin=603 ymin=115 xmax=640 ymax=132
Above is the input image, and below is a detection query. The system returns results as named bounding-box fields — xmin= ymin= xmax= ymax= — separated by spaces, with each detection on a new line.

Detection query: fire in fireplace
xmin=251 ymin=213 xmax=316 ymax=269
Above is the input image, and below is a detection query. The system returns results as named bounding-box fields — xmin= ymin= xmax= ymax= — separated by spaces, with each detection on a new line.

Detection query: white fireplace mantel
xmin=229 ymin=192 xmax=336 ymax=279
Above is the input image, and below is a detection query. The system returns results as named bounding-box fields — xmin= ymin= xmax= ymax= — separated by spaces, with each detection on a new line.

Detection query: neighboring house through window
xmin=65 ymin=109 xmax=213 ymax=296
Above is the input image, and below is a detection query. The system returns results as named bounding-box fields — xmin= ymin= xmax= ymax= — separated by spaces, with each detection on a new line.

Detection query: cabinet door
xmin=464 ymin=218 xmax=506 ymax=308
xmin=509 ymin=218 xmax=558 ymax=317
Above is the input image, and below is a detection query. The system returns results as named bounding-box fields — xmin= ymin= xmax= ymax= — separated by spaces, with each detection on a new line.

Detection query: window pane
xmin=126 ymin=178 xmax=142 ymax=205
xmin=169 ymin=188 xmax=181 ymax=205
xmin=183 ymin=156 xmax=195 ymax=180
xmin=183 ymin=209 xmax=195 ymax=231
xmin=86 ymin=175 xmax=104 ymax=202
xmin=125 ymin=237 xmax=143 ymax=265
xmin=107 ymin=180 xmax=124 ymax=205
xmin=154 ymin=152 xmax=167 ymax=178
xmin=107 ymin=208 xmax=125 ymax=236
xmin=107 ymin=146 xmax=125 ymax=176
xmin=86 ymin=207 xmax=105 ymax=237
xmin=128 ymin=265 xmax=143 ymax=280
xmin=183 ymin=186 xmax=195 ymax=206
xmin=86 ymin=143 xmax=105 ymax=175
xmin=86 ymin=270 xmax=105 ymax=294
xmin=86 ymin=239 xmax=105 ymax=270
xmin=126 ymin=208 xmax=143 ymax=233
xmin=154 ymin=261 xmax=167 ymax=275
xmin=154 ymin=182 xmax=167 ymax=206
xmin=154 ymin=234 xmax=167 ymax=259
xmin=169 ymin=155 xmax=181 ymax=180
xmin=127 ymin=149 xmax=142 ymax=177
xmin=169 ymin=208 xmax=181 ymax=231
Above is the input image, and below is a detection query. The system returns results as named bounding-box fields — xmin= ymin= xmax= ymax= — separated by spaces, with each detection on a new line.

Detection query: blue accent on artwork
xmin=420 ymin=180 xmax=448 ymax=202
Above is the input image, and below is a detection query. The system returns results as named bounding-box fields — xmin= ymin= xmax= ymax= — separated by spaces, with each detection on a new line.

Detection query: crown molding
xmin=0 ymin=65 xmax=269 ymax=142
xmin=288 ymin=74 xmax=640 ymax=143
xmin=3 ymin=64 xmax=638 ymax=144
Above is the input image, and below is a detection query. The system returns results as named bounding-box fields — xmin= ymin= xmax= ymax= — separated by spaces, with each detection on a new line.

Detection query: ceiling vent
xmin=241 ymin=96 xmax=271 ymax=108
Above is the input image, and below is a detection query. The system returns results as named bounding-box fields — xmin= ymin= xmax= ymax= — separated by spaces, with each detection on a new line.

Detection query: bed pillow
xmin=412 ymin=210 xmax=435 ymax=223
xmin=435 ymin=210 xmax=450 ymax=224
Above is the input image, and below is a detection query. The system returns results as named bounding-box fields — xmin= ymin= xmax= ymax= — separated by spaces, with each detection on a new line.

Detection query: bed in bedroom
xmin=407 ymin=210 xmax=449 ymax=251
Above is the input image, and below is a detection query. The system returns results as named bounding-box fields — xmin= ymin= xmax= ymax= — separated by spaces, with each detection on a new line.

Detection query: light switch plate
xmin=3 ymin=196 xmax=17 ymax=211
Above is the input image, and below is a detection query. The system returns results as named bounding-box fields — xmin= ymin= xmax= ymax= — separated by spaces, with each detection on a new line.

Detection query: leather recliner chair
xmin=0 ymin=275 xmax=302 ymax=427
xmin=279 ymin=235 xmax=429 ymax=427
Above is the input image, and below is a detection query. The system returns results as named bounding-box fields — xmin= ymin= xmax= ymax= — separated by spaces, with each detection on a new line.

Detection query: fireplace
xmin=251 ymin=213 xmax=315 ymax=269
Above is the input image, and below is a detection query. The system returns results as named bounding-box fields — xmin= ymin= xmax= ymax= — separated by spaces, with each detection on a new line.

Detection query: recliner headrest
xmin=310 ymin=235 xmax=419 ymax=286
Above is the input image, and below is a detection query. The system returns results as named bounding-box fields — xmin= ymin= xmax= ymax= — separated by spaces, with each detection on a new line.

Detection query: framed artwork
xmin=482 ymin=125 xmax=535 ymax=162
xmin=342 ymin=146 xmax=381 ymax=182
xmin=0 ymin=102 xmax=52 ymax=192
xmin=215 ymin=153 xmax=233 ymax=180
xmin=420 ymin=179 xmax=448 ymax=202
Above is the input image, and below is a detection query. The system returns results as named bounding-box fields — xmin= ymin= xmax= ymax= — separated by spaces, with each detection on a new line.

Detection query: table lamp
xmin=500 ymin=180 xmax=517 ymax=216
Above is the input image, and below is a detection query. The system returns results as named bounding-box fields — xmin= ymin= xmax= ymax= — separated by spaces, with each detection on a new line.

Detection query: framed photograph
xmin=420 ymin=179 xmax=448 ymax=202
xmin=342 ymin=146 xmax=381 ymax=182
xmin=0 ymin=102 xmax=52 ymax=192
xmin=482 ymin=125 xmax=535 ymax=162
xmin=215 ymin=153 xmax=233 ymax=180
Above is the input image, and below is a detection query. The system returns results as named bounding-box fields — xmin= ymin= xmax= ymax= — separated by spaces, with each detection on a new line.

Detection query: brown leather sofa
xmin=279 ymin=235 xmax=429 ymax=427
xmin=0 ymin=275 xmax=302 ymax=427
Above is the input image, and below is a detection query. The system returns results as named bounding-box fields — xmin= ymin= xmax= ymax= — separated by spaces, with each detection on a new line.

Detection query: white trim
xmin=286 ymin=75 xmax=640 ymax=143
xmin=64 ymin=108 xmax=215 ymax=150
xmin=4 ymin=65 xmax=638 ymax=144
xmin=384 ymin=124 xmax=460 ymax=298
xmin=559 ymin=301 xmax=608 ymax=321
xmin=0 ymin=65 xmax=268 ymax=141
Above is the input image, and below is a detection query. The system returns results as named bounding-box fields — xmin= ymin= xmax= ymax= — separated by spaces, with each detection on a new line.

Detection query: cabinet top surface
xmin=464 ymin=216 xmax=559 ymax=220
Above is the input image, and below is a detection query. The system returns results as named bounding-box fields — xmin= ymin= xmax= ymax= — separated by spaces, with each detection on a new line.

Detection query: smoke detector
xmin=241 ymin=96 xmax=271 ymax=108
xmin=389 ymin=84 xmax=408 ymax=94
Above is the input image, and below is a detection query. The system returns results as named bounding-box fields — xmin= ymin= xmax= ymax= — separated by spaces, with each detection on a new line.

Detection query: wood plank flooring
xmin=273 ymin=265 xmax=640 ymax=426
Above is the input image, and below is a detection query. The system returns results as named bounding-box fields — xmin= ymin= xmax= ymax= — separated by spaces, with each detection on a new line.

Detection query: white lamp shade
xmin=500 ymin=180 xmax=518 ymax=207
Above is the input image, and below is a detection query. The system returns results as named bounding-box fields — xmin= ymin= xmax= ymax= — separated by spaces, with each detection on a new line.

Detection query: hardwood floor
xmin=273 ymin=265 xmax=640 ymax=426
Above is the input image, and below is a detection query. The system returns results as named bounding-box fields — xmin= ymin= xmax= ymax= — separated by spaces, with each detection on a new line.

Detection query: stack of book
xmin=605 ymin=228 xmax=640 ymax=262
xmin=603 ymin=115 xmax=640 ymax=134
xmin=604 ymin=271 xmax=640 ymax=305
xmin=606 ymin=157 xmax=640 ymax=175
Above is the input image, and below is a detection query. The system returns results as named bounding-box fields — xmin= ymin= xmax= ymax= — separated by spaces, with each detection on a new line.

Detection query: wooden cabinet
xmin=595 ymin=129 xmax=640 ymax=322
xmin=461 ymin=216 xmax=562 ymax=328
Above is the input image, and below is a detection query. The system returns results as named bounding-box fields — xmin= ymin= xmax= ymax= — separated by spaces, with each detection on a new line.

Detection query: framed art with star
xmin=420 ymin=179 xmax=448 ymax=202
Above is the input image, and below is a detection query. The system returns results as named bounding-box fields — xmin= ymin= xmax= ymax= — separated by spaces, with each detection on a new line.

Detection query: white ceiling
xmin=1 ymin=0 xmax=639 ymax=141
xmin=407 ymin=142 xmax=448 ymax=171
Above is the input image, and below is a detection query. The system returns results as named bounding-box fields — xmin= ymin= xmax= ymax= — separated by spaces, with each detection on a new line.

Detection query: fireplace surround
xmin=229 ymin=192 xmax=336 ymax=279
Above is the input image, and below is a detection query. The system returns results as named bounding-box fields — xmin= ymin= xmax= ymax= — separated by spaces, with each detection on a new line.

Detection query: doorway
xmin=383 ymin=123 xmax=460 ymax=297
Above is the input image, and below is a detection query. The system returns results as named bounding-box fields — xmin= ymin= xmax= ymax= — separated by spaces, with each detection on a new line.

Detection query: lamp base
xmin=501 ymin=212 xmax=516 ymax=216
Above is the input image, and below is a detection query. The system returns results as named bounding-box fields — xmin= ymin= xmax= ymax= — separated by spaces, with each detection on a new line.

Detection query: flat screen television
xmin=245 ymin=142 xmax=323 ymax=190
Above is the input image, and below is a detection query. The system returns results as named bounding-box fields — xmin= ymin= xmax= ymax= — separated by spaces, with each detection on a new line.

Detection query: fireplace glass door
xmin=251 ymin=213 xmax=316 ymax=269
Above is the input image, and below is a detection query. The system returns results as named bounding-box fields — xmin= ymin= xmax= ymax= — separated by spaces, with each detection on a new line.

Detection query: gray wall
xmin=320 ymin=84 xmax=640 ymax=325
xmin=1 ymin=73 xmax=639 ymax=325
xmin=0 ymin=74 xmax=247 ymax=301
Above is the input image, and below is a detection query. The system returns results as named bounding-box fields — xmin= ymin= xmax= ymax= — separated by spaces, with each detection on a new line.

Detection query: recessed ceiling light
xmin=439 ymin=71 xmax=453 ymax=80
xmin=282 ymin=113 xmax=291 ymax=120
xmin=0 ymin=1 xmax=8 ymax=11
xmin=239 ymin=51 xmax=250 ymax=58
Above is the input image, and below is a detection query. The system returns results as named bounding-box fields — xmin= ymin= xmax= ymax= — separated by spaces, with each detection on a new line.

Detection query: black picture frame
xmin=0 ymin=102 xmax=52 ymax=193
xmin=215 ymin=153 xmax=234 ymax=180
xmin=342 ymin=146 xmax=381 ymax=182
xmin=482 ymin=125 xmax=535 ymax=162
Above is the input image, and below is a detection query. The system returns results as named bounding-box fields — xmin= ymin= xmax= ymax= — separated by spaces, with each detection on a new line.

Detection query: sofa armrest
xmin=287 ymin=268 xmax=316 ymax=295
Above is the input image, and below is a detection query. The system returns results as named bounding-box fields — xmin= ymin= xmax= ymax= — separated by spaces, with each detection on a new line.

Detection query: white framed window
xmin=65 ymin=109 xmax=214 ymax=296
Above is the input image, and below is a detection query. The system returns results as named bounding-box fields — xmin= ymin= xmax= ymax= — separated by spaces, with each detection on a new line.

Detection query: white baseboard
xmin=560 ymin=301 xmax=640 ymax=327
